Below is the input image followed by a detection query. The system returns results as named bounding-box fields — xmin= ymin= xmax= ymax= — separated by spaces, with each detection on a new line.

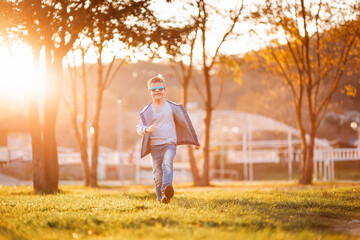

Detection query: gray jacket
xmin=136 ymin=100 xmax=200 ymax=158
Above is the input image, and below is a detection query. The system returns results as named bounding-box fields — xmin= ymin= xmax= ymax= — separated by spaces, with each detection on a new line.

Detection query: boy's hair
xmin=147 ymin=75 xmax=166 ymax=89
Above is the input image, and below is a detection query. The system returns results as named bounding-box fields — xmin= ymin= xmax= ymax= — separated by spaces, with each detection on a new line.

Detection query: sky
xmin=0 ymin=0 xmax=266 ymax=101
xmin=2 ymin=0 xmax=357 ymax=102
xmin=0 ymin=43 xmax=45 ymax=100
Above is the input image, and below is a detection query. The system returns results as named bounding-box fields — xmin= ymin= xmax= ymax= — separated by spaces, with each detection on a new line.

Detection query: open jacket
xmin=136 ymin=100 xmax=200 ymax=158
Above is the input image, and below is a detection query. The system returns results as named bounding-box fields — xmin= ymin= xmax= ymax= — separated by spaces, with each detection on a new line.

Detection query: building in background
xmin=0 ymin=115 xmax=31 ymax=166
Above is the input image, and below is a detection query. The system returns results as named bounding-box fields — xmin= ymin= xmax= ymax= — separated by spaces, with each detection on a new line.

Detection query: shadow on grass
xmin=122 ymin=192 xmax=157 ymax=201
xmin=0 ymin=225 xmax=28 ymax=240
xmin=6 ymin=191 xmax=35 ymax=196
xmin=173 ymin=194 xmax=360 ymax=235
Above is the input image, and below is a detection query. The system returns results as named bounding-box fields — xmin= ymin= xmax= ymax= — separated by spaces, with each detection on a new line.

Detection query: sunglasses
xmin=149 ymin=86 xmax=165 ymax=92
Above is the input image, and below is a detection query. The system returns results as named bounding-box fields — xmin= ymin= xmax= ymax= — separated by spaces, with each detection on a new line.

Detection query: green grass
xmin=0 ymin=184 xmax=360 ymax=240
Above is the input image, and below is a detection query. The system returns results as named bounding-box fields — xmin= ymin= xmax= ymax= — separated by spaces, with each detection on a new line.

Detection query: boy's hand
xmin=195 ymin=145 xmax=200 ymax=150
xmin=146 ymin=124 xmax=157 ymax=133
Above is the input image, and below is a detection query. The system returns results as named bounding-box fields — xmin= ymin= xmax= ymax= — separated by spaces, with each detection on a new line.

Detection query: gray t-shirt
xmin=150 ymin=101 xmax=177 ymax=146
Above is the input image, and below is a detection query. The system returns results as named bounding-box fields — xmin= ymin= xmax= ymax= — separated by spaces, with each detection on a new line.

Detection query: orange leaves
xmin=216 ymin=55 xmax=243 ymax=85
xmin=343 ymin=84 xmax=357 ymax=97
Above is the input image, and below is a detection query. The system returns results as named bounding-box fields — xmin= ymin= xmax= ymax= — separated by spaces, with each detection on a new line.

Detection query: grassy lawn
xmin=0 ymin=183 xmax=360 ymax=240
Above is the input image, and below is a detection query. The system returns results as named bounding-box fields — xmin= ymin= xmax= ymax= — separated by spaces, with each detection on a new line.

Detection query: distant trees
xmin=194 ymin=0 xmax=245 ymax=185
xmin=4 ymin=0 xmax=358 ymax=190
xmin=152 ymin=0 xmax=245 ymax=186
xmin=64 ymin=0 xmax=155 ymax=187
xmin=254 ymin=0 xmax=359 ymax=184
xmin=148 ymin=0 xmax=247 ymax=186
xmin=64 ymin=39 xmax=92 ymax=186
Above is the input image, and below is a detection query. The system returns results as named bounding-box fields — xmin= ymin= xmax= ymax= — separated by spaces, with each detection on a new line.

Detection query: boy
xmin=136 ymin=75 xmax=200 ymax=203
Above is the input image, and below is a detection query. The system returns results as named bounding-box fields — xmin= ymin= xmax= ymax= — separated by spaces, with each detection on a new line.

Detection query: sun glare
xmin=0 ymin=44 xmax=45 ymax=101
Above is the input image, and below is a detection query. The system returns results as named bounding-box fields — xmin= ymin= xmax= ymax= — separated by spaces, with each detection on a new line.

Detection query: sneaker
xmin=161 ymin=196 xmax=169 ymax=204
xmin=162 ymin=185 xmax=174 ymax=203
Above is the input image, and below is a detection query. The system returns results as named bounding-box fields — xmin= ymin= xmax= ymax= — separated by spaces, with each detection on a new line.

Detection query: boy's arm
xmin=136 ymin=119 xmax=148 ymax=136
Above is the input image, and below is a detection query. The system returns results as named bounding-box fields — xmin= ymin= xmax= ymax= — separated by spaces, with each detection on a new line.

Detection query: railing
xmin=57 ymin=151 xmax=129 ymax=165
xmin=0 ymin=147 xmax=8 ymax=163
xmin=227 ymin=150 xmax=282 ymax=164
xmin=0 ymin=147 xmax=32 ymax=163
xmin=57 ymin=147 xmax=360 ymax=182
xmin=2 ymin=147 xmax=358 ymax=182
xmin=314 ymin=148 xmax=360 ymax=181
xmin=224 ymin=148 xmax=359 ymax=164
xmin=331 ymin=148 xmax=359 ymax=161
xmin=58 ymin=152 xmax=82 ymax=165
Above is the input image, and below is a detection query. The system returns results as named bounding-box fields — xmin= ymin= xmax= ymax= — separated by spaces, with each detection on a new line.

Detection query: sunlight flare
xmin=0 ymin=44 xmax=45 ymax=101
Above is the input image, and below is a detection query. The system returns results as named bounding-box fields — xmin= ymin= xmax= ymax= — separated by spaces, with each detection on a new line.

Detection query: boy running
xmin=136 ymin=75 xmax=200 ymax=203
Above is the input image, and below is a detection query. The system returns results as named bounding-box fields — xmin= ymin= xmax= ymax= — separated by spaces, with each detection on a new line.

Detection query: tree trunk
xmin=200 ymin=66 xmax=212 ymax=186
xmin=68 ymin=48 xmax=91 ymax=186
xmin=30 ymin=99 xmax=47 ymax=192
xmin=42 ymin=116 xmax=59 ymax=192
xmin=81 ymin=50 xmax=91 ymax=186
xmin=31 ymin=45 xmax=62 ymax=194
xmin=181 ymin=83 xmax=201 ymax=185
xmin=69 ymin=108 xmax=91 ymax=186
xmin=80 ymin=143 xmax=91 ymax=186
xmin=41 ymin=53 xmax=62 ymax=193
xmin=187 ymin=145 xmax=201 ymax=185
xmin=30 ymin=47 xmax=48 ymax=193
xmin=89 ymin=58 xmax=105 ymax=187
xmin=299 ymin=134 xmax=315 ymax=184
xmin=89 ymin=117 xmax=102 ymax=187
xmin=89 ymin=122 xmax=99 ymax=187
xmin=201 ymin=105 xmax=212 ymax=186
xmin=29 ymin=48 xmax=50 ymax=193
xmin=90 ymin=88 xmax=104 ymax=187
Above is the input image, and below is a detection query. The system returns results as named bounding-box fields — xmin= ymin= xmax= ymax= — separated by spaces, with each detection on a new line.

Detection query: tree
xmin=168 ymin=30 xmax=202 ymax=185
xmin=343 ymin=3 xmax=360 ymax=98
xmin=5 ymin=0 xmax=89 ymax=193
xmin=63 ymin=39 xmax=93 ymax=186
xmin=255 ymin=0 xmax=359 ymax=184
xmin=0 ymin=1 xmax=13 ymax=47
xmin=151 ymin=0 xmax=245 ymax=186
xmin=195 ymin=0 xmax=244 ymax=185
xmin=64 ymin=0 xmax=155 ymax=187
xmin=149 ymin=0 xmax=245 ymax=186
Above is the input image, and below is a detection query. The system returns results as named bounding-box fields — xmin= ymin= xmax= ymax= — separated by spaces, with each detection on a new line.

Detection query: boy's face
xmin=148 ymin=82 xmax=166 ymax=101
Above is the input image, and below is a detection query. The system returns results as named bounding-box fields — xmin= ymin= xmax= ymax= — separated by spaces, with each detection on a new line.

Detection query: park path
xmin=0 ymin=173 xmax=27 ymax=186
xmin=0 ymin=173 xmax=148 ymax=187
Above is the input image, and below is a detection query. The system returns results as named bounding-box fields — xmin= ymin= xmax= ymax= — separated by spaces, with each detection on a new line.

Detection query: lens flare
xmin=0 ymin=45 xmax=45 ymax=101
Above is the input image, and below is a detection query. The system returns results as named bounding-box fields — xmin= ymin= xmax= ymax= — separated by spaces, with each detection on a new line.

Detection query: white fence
xmin=57 ymin=148 xmax=360 ymax=182
xmin=0 ymin=147 xmax=32 ymax=163
xmin=227 ymin=149 xmax=282 ymax=164
xmin=1 ymin=146 xmax=359 ymax=182
xmin=58 ymin=151 xmax=129 ymax=165
xmin=314 ymin=148 xmax=360 ymax=181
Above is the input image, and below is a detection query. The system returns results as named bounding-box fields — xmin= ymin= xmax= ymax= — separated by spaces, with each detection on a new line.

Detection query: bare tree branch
xmin=104 ymin=57 xmax=127 ymax=89
xmin=211 ymin=76 xmax=224 ymax=111
xmin=209 ymin=0 xmax=244 ymax=70
xmin=192 ymin=76 xmax=205 ymax=102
